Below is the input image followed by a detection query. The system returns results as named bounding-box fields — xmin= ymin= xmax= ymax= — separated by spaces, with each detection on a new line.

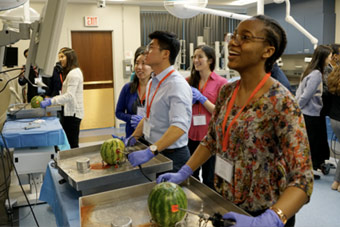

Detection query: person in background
xmin=45 ymin=62 xmax=63 ymax=97
xmin=296 ymin=45 xmax=332 ymax=180
xmin=125 ymin=31 xmax=192 ymax=172
xmin=323 ymin=44 xmax=340 ymax=90
xmin=40 ymin=47 xmax=84 ymax=149
xmin=158 ymin=15 xmax=313 ymax=227
xmin=187 ymin=45 xmax=227 ymax=189
xmin=326 ymin=66 xmax=340 ymax=192
xmin=317 ymin=44 xmax=340 ymax=175
xmin=115 ymin=46 xmax=152 ymax=137
xmin=271 ymin=62 xmax=292 ymax=93
xmin=18 ymin=49 xmax=48 ymax=102
xmin=220 ymin=32 xmax=228 ymax=69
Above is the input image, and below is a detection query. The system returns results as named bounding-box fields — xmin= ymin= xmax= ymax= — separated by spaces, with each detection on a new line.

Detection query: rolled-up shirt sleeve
xmin=168 ymin=81 xmax=192 ymax=132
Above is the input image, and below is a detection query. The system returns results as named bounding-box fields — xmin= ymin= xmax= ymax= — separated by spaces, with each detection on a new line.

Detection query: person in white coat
xmin=40 ymin=47 xmax=84 ymax=148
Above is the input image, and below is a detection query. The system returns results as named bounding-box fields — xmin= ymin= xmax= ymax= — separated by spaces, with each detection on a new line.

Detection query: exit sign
xmin=84 ymin=16 xmax=99 ymax=27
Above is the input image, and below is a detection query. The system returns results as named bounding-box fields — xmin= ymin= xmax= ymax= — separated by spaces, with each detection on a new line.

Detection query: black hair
xmin=188 ymin=45 xmax=216 ymax=88
xmin=148 ymin=31 xmax=180 ymax=65
xmin=253 ymin=15 xmax=287 ymax=73
xmin=130 ymin=46 xmax=148 ymax=94
xmin=23 ymin=49 xmax=29 ymax=57
xmin=58 ymin=47 xmax=79 ymax=79
xmin=301 ymin=45 xmax=332 ymax=81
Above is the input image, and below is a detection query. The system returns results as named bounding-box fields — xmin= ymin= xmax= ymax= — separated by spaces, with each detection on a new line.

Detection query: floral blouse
xmin=201 ymin=80 xmax=314 ymax=212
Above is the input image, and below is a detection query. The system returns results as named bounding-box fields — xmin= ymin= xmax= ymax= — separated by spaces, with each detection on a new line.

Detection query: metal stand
xmin=8 ymin=146 xmax=55 ymax=207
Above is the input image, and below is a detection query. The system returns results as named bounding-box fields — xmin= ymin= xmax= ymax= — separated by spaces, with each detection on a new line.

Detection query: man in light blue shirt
xmin=127 ymin=31 xmax=192 ymax=172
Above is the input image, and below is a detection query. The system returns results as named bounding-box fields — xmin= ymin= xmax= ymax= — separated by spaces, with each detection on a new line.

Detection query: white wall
xmin=336 ymin=0 xmax=340 ymax=43
xmin=1 ymin=2 xmax=141 ymax=128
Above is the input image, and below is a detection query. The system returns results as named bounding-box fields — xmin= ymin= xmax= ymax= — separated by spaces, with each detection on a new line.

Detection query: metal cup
xmin=111 ymin=216 xmax=132 ymax=227
xmin=76 ymin=157 xmax=90 ymax=173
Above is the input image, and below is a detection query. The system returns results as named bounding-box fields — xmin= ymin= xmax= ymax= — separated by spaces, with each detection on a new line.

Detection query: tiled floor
xmin=3 ymin=127 xmax=340 ymax=227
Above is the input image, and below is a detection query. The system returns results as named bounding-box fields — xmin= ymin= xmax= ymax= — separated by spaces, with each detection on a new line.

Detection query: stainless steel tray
xmin=57 ymin=143 xmax=173 ymax=195
xmin=7 ymin=103 xmax=61 ymax=119
xmin=79 ymin=178 xmax=250 ymax=227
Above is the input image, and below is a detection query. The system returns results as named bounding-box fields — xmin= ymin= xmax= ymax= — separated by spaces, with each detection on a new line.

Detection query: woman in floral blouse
xmin=157 ymin=15 xmax=313 ymax=227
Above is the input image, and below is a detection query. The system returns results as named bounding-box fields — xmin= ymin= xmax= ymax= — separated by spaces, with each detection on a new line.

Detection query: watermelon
xmin=148 ymin=182 xmax=187 ymax=227
xmin=100 ymin=138 xmax=126 ymax=165
xmin=30 ymin=95 xmax=44 ymax=108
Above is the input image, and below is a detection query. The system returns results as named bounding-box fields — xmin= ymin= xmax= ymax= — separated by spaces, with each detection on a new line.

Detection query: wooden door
xmin=71 ymin=31 xmax=114 ymax=129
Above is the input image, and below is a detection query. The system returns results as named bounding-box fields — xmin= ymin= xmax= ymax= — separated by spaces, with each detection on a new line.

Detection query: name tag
xmin=137 ymin=106 xmax=146 ymax=117
xmin=193 ymin=115 xmax=207 ymax=126
xmin=143 ymin=119 xmax=151 ymax=138
xmin=215 ymin=154 xmax=234 ymax=184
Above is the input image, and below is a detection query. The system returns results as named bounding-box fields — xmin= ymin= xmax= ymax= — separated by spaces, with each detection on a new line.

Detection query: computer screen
xmin=3 ymin=46 xmax=18 ymax=68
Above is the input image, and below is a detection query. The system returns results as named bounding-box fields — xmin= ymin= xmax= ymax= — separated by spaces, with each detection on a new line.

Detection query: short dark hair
xmin=23 ymin=48 xmax=29 ymax=57
xmin=188 ymin=45 xmax=216 ymax=88
xmin=253 ymin=15 xmax=287 ymax=73
xmin=148 ymin=31 xmax=180 ymax=65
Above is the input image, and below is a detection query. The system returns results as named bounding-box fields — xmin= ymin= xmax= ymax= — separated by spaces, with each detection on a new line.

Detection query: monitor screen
xmin=3 ymin=46 xmax=18 ymax=68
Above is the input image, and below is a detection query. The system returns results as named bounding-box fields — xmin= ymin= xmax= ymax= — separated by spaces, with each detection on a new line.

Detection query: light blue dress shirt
xmin=144 ymin=65 xmax=192 ymax=149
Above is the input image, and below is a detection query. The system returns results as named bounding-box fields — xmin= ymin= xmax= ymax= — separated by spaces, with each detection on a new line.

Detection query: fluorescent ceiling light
xmin=228 ymin=0 xmax=257 ymax=6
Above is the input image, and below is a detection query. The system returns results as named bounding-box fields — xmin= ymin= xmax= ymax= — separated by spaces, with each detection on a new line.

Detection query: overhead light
xmin=228 ymin=0 xmax=257 ymax=6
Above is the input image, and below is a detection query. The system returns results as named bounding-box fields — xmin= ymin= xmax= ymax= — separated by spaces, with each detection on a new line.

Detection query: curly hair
xmin=328 ymin=66 xmax=340 ymax=95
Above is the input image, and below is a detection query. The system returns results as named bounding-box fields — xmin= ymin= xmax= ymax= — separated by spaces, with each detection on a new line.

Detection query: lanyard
xmin=59 ymin=73 xmax=63 ymax=84
xmin=222 ymin=72 xmax=271 ymax=151
xmin=198 ymin=74 xmax=210 ymax=114
xmin=146 ymin=69 xmax=175 ymax=118
xmin=138 ymin=85 xmax=146 ymax=104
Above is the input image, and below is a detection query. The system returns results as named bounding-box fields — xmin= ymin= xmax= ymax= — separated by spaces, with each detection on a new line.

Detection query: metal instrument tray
xmin=79 ymin=178 xmax=249 ymax=226
xmin=57 ymin=143 xmax=173 ymax=195
xmin=7 ymin=103 xmax=61 ymax=119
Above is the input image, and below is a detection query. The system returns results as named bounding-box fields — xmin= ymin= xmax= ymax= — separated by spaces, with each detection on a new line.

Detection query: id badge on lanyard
xmin=215 ymin=154 xmax=234 ymax=184
xmin=137 ymin=106 xmax=146 ymax=118
xmin=193 ymin=114 xmax=207 ymax=126
xmin=143 ymin=118 xmax=151 ymax=138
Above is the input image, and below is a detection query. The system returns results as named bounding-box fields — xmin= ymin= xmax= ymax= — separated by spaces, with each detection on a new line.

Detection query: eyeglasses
xmin=226 ymin=32 xmax=266 ymax=45
xmin=146 ymin=43 xmax=164 ymax=52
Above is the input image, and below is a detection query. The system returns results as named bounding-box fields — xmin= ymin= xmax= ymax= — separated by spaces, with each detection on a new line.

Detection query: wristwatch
xmin=150 ymin=145 xmax=159 ymax=156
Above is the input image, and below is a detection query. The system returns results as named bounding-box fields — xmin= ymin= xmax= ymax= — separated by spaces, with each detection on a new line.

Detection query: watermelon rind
xmin=148 ymin=182 xmax=187 ymax=227
xmin=100 ymin=138 xmax=126 ymax=165
xmin=30 ymin=95 xmax=44 ymax=108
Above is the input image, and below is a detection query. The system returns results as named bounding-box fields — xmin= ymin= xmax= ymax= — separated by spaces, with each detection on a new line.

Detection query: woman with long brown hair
xmin=40 ymin=47 xmax=84 ymax=148
xmin=296 ymin=45 xmax=332 ymax=179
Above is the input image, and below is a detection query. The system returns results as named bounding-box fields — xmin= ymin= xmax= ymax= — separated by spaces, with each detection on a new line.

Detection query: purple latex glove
xmin=111 ymin=134 xmax=137 ymax=147
xmin=131 ymin=115 xmax=143 ymax=128
xmin=128 ymin=147 xmax=154 ymax=167
xmin=40 ymin=98 xmax=52 ymax=108
xmin=191 ymin=86 xmax=207 ymax=104
xmin=156 ymin=164 xmax=193 ymax=184
xmin=222 ymin=209 xmax=284 ymax=227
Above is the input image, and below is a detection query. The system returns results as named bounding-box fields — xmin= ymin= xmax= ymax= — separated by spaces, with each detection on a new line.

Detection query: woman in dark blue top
xmin=115 ymin=46 xmax=152 ymax=137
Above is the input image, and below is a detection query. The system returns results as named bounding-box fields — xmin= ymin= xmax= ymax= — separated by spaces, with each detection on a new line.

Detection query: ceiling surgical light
xmin=0 ymin=0 xmax=27 ymax=11
xmin=163 ymin=0 xmax=250 ymax=20
xmin=164 ymin=0 xmax=208 ymax=19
